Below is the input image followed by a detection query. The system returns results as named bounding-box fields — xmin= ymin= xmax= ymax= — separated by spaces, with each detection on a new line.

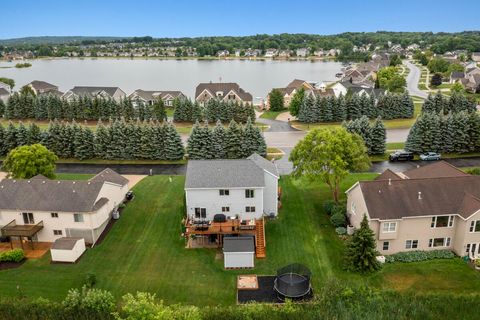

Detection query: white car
xmin=420 ymin=152 xmax=441 ymax=161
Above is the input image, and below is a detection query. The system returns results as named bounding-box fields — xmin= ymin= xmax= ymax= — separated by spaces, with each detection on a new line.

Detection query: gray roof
xmin=0 ymin=168 xmax=126 ymax=212
xmin=129 ymin=89 xmax=184 ymax=101
xmin=185 ymin=159 xmax=265 ymax=189
xmin=195 ymin=82 xmax=252 ymax=102
xmin=68 ymin=86 xmax=122 ymax=98
xmin=223 ymin=236 xmax=254 ymax=252
xmin=247 ymin=153 xmax=279 ymax=177
xmin=0 ymin=88 xmax=9 ymax=96
xmin=451 ymin=71 xmax=465 ymax=79
xmin=51 ymin=237 xmax=84 ymax=250
xmin=29 ymin=80 xmax=58 ymax=91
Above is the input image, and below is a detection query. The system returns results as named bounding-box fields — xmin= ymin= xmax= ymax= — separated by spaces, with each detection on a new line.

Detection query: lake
xmin=0 ymin=58 xmax=343 ymax=102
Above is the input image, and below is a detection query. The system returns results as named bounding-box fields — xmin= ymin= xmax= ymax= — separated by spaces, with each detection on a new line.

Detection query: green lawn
xmin=260 ymin=110 xmax=286 ymax=120
xmin=1 ymin=174 xmax=479 ymax=305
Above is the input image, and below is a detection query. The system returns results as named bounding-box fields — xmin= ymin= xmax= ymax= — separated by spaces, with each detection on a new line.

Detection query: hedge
xmin=0 ymin=249 xmax=25 ymax=263
xmin=384 ymin=249 xmax=455 ymax=263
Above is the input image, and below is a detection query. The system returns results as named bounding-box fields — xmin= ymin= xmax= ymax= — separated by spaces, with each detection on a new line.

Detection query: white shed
xmin=50 ymin=237 xmax=86 ymax=263
xmin=223 ymin=237 xmax=255 ymax=269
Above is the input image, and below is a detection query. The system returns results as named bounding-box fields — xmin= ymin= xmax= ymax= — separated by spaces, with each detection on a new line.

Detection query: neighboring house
xmin=128 ymin=89 xmax=185 ymax=107
xmin=27 ymin=80 xmax=63 ymax=97
xmin=450 ymin=71 xmax=465 ymax=84
xmin=346 ymin=161 xmax=480 ymax=257
xmin=264 ymin=49 xmax=278 ymax=58
xmin=63 ymin=86 xmax=127 ymax=102
xmin=296 ymin=48 xmax=309 ymax=57
xmin=0 ymin=87 xmax=9 ymax=103
xmin=331 ymin=80 xmax=384 ymax=99
xmin=195 ymin=82 xmax=253 ymax=105
xmin=267 ymin=79 xmax=315 ymax=109
xmin=184 ymin=154 xmax=279 ymax=257
xmin=0 ymin=81 xmax=11 ymax=92
xmin=0 ymin=169 xmax=129 ymax=246
xmin=472 ymin=52 xmax=480 ymax=63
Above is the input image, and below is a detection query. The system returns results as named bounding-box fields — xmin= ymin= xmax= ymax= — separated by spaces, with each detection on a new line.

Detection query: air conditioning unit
xmin=112 ymin=210 xmax=120 ymax=220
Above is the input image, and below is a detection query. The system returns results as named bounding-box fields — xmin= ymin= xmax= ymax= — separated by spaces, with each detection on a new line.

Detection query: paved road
xmin=404 ymin=60 xmax=428 ymax=99
xmin=257 ymin=117 xmax=298 ymax=132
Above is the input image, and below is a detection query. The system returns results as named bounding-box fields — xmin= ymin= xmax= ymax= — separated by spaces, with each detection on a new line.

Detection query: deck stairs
xmin=255 ymin=218 xmax=266 ymax=258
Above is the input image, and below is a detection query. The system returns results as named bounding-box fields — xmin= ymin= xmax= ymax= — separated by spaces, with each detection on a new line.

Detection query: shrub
xmin=466 ymin=168 xmax=480 ymax=175
xmin=63 ymin=286 xmax=115 ymax=317
xmin=335 ymin=227 xmax=347 ymax=235
xmin=385 ymin=250 xmax=454 ymax=263
xmin=330 ymin=212 xmax=346 ymax=227
xmin=0 ymin=249 xmax=25 ymax=263
xmin=84 ymin=273 xmax=97 ymax=288
xmin=323 ymin=200 xmax=336 ymax=215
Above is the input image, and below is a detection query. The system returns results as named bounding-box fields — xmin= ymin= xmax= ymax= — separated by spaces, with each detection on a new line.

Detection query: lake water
xmin=0 ymin=58 xmax=343 ymax=101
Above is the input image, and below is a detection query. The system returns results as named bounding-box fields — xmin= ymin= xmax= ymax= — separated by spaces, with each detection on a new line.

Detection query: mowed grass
xmin=1 ymin=174 xmax=479 ymax=305
xmin=260 ymin=110 xmax=285 ymax=120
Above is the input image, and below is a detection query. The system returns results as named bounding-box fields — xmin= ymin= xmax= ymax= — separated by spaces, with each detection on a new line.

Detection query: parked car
xmin=389 ymin=150 xmax=414 ymax=162
xmin=420 ymin=152 xmax=441 ymax=161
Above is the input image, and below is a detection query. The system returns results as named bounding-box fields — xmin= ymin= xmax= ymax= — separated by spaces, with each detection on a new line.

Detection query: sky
xmin=1 ymin=0 xmax=479 ymax=39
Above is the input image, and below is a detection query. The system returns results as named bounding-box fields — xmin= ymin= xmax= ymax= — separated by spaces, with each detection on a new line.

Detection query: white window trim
xmin=405 ymin=239 xmax=418 ymax=249
xmin=428 ymin=237 xmax=451 ymax=248
xmin=431 ymin=215 xmax=454 ymax=228
xmin=351 ymin=202 xmax=356 ymax=215
xmin=382 ymin=241 xmax=390 ymax=250
xmin=469 ymin=220 xmax=480 ymax=233
xmin=382 ymin=222 xmax=397 ymax=233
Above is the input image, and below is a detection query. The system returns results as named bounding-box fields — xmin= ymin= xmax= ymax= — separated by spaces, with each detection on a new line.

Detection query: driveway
xmin=404 ymin=60 xmax=428 ymax=99
xmin=256 ymin=117 xmax=298 ymax=132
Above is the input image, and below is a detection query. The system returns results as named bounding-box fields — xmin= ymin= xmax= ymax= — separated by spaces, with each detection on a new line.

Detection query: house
xmin=0 ymin=169 xmax=129 ymax=247
xmin=0 ymin=87 xmax=9 ymax=103
xmin=331 ymin=80 xmax=384 ymax=99
xmin=450 ymin=71 xmax=465 ymax=84
xmin=183 ymin=154 xmax=279 ymax=257
xmin=471 ymin=52 xmax=480 ymax=63
xmin=63 ymin=86 xmax=127 ymax=102
xmin=346 ymin=161 xmax=480 ymax=257
xmin=27 ymin=80 xmax=63 ymax=97
xmin=296 ymin=48 xmax=309 ymax=57
xmin=195 ymin=82 xmax=253 ymax=105
xmin=264 ymin=49 xmax=278 ymax=58
xmin=128 ymin=89 xmax=185 ymax=107
xmin=267 ymin=79 xmax=315 ymax=109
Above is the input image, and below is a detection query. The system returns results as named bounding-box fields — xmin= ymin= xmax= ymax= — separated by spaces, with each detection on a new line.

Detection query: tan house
xmin=27 ymin=80 xmax=63 ymax=97
xmin=346 ymin=161 xmax=480 ymax=257
xmin=266 ymin=79 xmax=334 ymax=110
xmin=128 ymin=89 xmax=185 ymax=107
xmin=195 ymin=82 xmax=252 ymax=105
xmin=63 ymin=86 xmax=127 ymax=102
xmin=0 ymin=169 xmax=129 ymax=247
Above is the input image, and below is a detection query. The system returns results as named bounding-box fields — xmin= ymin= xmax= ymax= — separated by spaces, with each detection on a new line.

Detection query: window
xmin=73 ymin=213 xmax=84 ymax=223
xmin=219 ymin=189 xmax=230 ymax=196
xmin=382 ymin=222 xmax=396 ymax=233
xmin=53 ymin=230 xmax=62 ymax=236
xmin=51 ymin=212 xmax=58 ymax=218
xmin=194 ymin=208 xmax=206 ymax=219
xmin=245 ymin=189 xmax=255 ymax=198
xmin=383 ymin=241 xmax=389 ymax=250
xmin=245 ymin=206 xmax=256 ymax=213
xmin=22 ymin=212 xmax=34 ymax=224
xmin=470 ymin=220 xmax=480 ymax=232
xmin=221 ymin=207 xmax=230 ymax=213
xmin=405 ymin=240 xmax=418 ymax=249
xmin=429 ymin=237 xmax=450 ymax=247
xmin=351 ymin=203 xmax=356 ymax=215
xmin=466 ymin=243 xmax=471 ymax=254
xmin=431 ymin=215 xmax=454 ymax=228
xmin=228 ymin=94 xmax=236 ymax=100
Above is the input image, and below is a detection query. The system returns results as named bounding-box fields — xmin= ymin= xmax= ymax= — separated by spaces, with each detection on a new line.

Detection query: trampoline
xmin=273 ymin=263 xmax=311 ymax=300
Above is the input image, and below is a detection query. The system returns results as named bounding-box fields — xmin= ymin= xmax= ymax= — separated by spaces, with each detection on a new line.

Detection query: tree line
xmin=422 ymin=91 xmax=476 ymax=114
xmin=297 ymin=92 xmax=414 ymax=123
xmin=173 ymin=98 xmax=255 ymax=123
xmin=187 ymin=119 xmax=266 ymax=159
xmin=343 ymin=116 xmax=386 ymax=155
xmin=1 ymin=93 xmax=167 ymax=121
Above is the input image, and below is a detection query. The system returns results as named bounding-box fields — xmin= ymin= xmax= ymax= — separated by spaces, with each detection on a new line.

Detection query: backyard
xmin=0 ymin=173 xmax=479 ymax=306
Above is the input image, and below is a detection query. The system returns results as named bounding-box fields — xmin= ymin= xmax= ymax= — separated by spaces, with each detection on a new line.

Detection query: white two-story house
xmin=184 ymin=154 xmax=279 ymax=257
xmin=0 ymin=169 xmax=129 ymax=248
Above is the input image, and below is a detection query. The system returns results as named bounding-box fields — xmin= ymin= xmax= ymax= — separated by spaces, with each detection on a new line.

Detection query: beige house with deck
xmin=346 ymin=161 xmax=480 ymax=257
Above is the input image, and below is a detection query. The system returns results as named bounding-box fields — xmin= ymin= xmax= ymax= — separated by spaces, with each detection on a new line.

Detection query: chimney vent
xmin=418 ymin=191 xmax=422 ymax=200
xmin=388 ymin=178 xmax=391 ymax=186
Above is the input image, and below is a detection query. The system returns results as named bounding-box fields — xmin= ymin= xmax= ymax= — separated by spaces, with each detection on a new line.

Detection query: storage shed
xmin=50 ymin=237 xmax=86 ymax=263
xmin=223 ymin=236 xmax=255 ymax=269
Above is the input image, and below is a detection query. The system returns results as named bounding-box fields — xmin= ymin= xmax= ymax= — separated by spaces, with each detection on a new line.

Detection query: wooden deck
xmin=185 ymin=218 xmax=257 ymax=235
xmin=0 ymin=240 xmax=51 ymax=259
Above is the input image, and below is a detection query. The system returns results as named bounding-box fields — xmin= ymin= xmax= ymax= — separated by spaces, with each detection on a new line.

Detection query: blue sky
xmin=1 ymin=0 xmax=479 ymax=39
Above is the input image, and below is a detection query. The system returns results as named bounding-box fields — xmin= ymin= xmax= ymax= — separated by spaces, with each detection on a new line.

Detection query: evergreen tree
xmin=187 ymin=121 xmax=205 ymax=159
xmin=211 ymin=120 xmax=226 ymax=159
xmin=369 ymin=117 xmax=386 ymax=155
xmin=16 ymin=122 xmax=29 ymax=146
xmin=289 ymin=87 xmax=305 ymax=117
xmin=4 ymin=122 xmax=17 ymax=151
xmin=268 ymin=89 xmax=285 ymax=111
xmin=152 ymin=98 xmax=167 ymax=121
xmin=225 ymin=120 xmax=242 ymax=159
xmin=94 ymin=120 xmax=110 ymax=158
xmin=344 ymin=215 xmax=382 ymax=273
xmin=27 ymin=123 xmax=42 ymax=145
xmin=298 ymin=94 xmax=315 ymax=123
xmin=163 ymin=123 xmax=184 ymax=160
xmin=0 ymin=124 xmax=7 ymax=156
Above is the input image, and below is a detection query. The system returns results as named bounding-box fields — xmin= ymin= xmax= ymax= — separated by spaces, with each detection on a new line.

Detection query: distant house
xmin=346 ymin=161 xmax=480 ymax=257
xmin=184 ymin=154 xmax=279 ymax=257
xmin=27 ymin=80 xmax=63 ymax=97
xmin=331 ymin=80 xmax=384 ymax=99
xmin=471 ymin=52 xmax=480 ymax=63
xmin=450 ymin=71 xmax=465 ymax=84
xmin=296 ymin=48 xmax=309 ymax=57
xmin=63 ymin=86 xmax=126 ymax=102
xmin=0 ymin=169 xmax=129 ymax=246
xmin=0 ymin=87 xmax=10 ymax=103
xmin=195 ymin=82 xmax=253 ymax=105
xmin=216 ymin=50 xmax=230 ymax=57
xmin=264 ymin=49 xmax=278 ymax=58
xmin=128 ymin=89 xmax=185 ymax=107
xmin=266 ymin=79 xmax=333 ymax=109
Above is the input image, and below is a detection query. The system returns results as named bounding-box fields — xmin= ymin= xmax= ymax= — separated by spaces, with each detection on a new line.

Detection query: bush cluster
xmin=384 ymin=250 xmax=455 ymax=263
xmin=0 ymin=249 xmax=25 ymax=263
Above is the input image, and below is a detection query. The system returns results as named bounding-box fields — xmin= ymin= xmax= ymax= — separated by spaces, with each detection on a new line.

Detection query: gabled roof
xmin=247 ymin=153 xmax=279 ymax=177
xmin=0 ymin=87 xmax=9 ymax=96
xmin=29 ymin=80 xmax=57 ymax=91
xmin=51 ymin=237 xmax=83 ymax=250
xmin=0 ymin=168 xmax=126 ymax=212
xmin=374 ymin=169 xmax=402 ymax=181
xmin=403 ymin=161 xmax=467 ymax=179
xmin=450 ymin=71 xmax=465 ymax=79
xmin=195 ymin=82 xmax=252 ymax=102
xmin=185 ymin=159 xmax=264 ymax=189
xmin=129 ymin=89 xmax=184 ymax=101
xmin=223 ymin=236 xmax=254 ymax=252
xmin=67 ymin=86 xmax=122 ymax=98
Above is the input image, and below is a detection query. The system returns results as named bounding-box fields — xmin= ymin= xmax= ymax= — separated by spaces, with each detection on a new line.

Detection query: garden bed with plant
xmin=0 ymin=248 xmax=26 ymax=270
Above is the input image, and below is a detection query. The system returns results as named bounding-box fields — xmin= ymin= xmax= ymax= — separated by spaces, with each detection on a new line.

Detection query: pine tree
xmin=211 ymin=120 xmax=226 ymax=159
xmin=298 ymin=94 xmax=315 ymax=123
xmin=94 ymin=120 xmax=109 ymax=158
xmin=187 ymin=121 xmax=204 ymax=159
xmin=225 ymin=120 xmax=242 ymax=159
xmin=0 ymin=123 xmax=7 ymax=156
xmin=4 ymin=122 xmax=17 ymax=151
xmin=152 ymin=98 xmax=167 ymax=121
xmin=369 ymin=117 xmax=386 ymax=155
xmin=163 ymin=123 xmax=184 ymax=160
xmin=27 ymin=123 xmax=42 ymax=145
xmin=16 ymin=122 xmax=29 ymax=146
xmin=344 ymin=215 xmax=381 ymax=273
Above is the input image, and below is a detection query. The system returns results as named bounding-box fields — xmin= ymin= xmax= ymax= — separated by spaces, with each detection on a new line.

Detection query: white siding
xmin=50 ymin=239 xmax=86 ymax=263
xmin=263 ymin=171 xmax=278 ymax=216
xmin=185 ymin=188 xmax=264 ymax=220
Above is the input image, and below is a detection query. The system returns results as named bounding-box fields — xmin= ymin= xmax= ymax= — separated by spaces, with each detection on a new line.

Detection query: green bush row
xmin=385 ymin=249 xmax=455 ymax=263
xmin=0 ymin=248 xmax=25 ymax=263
